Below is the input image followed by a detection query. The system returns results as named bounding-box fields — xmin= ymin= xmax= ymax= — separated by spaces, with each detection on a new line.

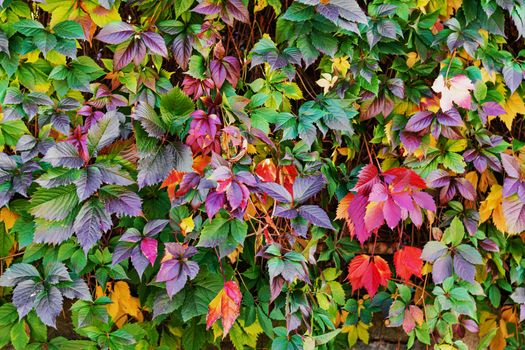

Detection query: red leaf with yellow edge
xmin=347 ymin=254 xmax=391 ymax=297
xmin=394 ymin=246 xmax=423 ymax=282
xmin=206 ymin=280 xmax=242 ymax=337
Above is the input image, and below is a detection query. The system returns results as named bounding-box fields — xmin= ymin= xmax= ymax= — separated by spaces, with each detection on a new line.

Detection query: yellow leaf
xmin=343 ymin=325 xmax=358 ymax=347
xmin=499 ymin=92 xmax=525 ymax=131
xmin=0 ymin=208 xmax=18 ymax=231
xmin=332 ymin=56 xmax=350 ymax=76
xmin=100 ymin=281 xmax=143 ymax=328
xmin=481 ymin=67 xmax=497 ymax=83
xmin=406 ymin=52 xmax=420 ymax=68
xmin=465 ymin=171 xmax=478 ymax=190
xmin=356 ymin=321 xmax=370 ymax=344
xmin=254 ymin=0 xmax=268 ymax=12
xmin=180 ymin=216 xmax=195 ymax=235
xmin=479 ymin=184 xmax=507 ymax=233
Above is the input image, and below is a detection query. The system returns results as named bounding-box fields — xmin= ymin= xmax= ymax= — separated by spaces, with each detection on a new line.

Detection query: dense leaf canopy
xmin=0 ymin=0 xmax=524 ymax=349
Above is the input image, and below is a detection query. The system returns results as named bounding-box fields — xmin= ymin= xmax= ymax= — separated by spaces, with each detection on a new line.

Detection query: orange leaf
xmin=336 ymin=192 xmax=353 ymax=221
xmin=394 ymin=246 xmax=423 ymax=282
xmin=160 ymin=170 xmax=185 ymax=202
xmin=206 ymin=280 xmax=242 ymax=338
xmin=347 ymin=254 xmax=391 ymax=297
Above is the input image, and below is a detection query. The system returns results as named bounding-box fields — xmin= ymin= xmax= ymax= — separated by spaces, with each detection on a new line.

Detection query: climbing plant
xmin=0 ymin=0 xmax=524 ymax=349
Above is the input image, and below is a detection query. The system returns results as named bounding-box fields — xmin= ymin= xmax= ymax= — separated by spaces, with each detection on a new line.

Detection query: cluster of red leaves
xmin=348 ymin=246 xmax=423 ymax=297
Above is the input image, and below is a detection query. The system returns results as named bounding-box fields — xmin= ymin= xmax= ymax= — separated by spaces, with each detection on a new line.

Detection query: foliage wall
xmin=0 ymin=0 xmax=525 ymax=349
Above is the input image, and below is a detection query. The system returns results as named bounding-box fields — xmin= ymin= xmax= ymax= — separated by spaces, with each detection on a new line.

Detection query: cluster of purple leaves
xmin=0 ymin=262 xmax=91 ymax=327
xmin=258 ymin=174 xmax=335 ymax=236
xmin=112 ymin=220 xmax=169 ymax=278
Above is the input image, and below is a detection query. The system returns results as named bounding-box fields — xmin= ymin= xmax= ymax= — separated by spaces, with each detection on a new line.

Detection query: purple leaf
xmin=427 ymin=169 xmax=451 ymax=188
xmin=479 ymin=239 xmax=499 ymax=252
xmin=421 ymin=241 xmax=448 ymax=263
xmin=192 ymin=1 xmax=222 ymax=15
xmin=100 ymin=186 xmax=142 ymax=217
xmin=114 ymin=39 xmax=138 ymax=70
xmin=456 ymin=244 xmax=483 ymax=265
xmin=73 ymin=198 xmax=112 ymax=253
xmin=0 ymin=263 xmax=41 ymax=286
xmin=258 ymin=182 xmax=293 ymax=203
xmin=95 ymin=21 xmax=135 ymax=44
xmin=502 ymin=62 xmax=523 ymax=93
xmin=453 ymin=255 xmax=475 ymax=282
xmin=43 ymin=142 xmax=84 ymax=168
xmin=141 ymin=31 xmax=168 ymax=57
xmin=226 ymin=0 xmax=250 ymax=23
xmin=35 ymin=285 xmax=63 ymax=328
xmin=140 ymin=237 xmax=158 ymax=265
xmin=482 ymin=102 xmax=505 ymax=116
xmin=436 ymin=108 xmax=463 ymax=127
xmin=405 ymin=111 xmax=433 ymax=132
xmin=455 ymin=178 xmax=476 ymax=201
xmin=13 ymin=280 xmax=43 ymax=319
xmin=501 ymin=153 xmax=521 ymax=178
xmin=76 ymin=166 xmax=103 ymax=201
xmin=134 ymin=248 xmax=152 ymax=278
xmin=274 ymin=205 xmax=298 ymax=219
xmin=502 ymin=196 xmax=525 ymax=234
xmin=297 ymin=205 xmax=335 ymax=229
xmin=141 ymin=221 xmax=168 ymax=238
xmin=292 ymin=175 xmax=326 ymax=203
xmin=432 ymin=253 xmax=453 ymax=284
xmin=96 ymin=164 xmax=134 ymax=186
xmin=205 ymin=191 xmax=226 ymax=218
xmin=172 ymin=32 xmax=193 ymax=70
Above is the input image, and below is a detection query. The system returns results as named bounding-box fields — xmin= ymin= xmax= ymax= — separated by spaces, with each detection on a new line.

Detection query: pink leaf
xmin=140 ymin=237 xmax=158 ymax=266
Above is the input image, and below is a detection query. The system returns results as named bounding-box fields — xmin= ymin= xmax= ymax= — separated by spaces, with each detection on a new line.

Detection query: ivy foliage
xmin=0 ymin=0 xmax=525 ymax=349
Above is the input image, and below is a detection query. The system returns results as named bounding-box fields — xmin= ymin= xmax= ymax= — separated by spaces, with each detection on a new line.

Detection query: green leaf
xmin=181 ymin=320 xmax=206 ymax=350
xmin=53 ymin=20 xmax=84 ymax=39
xmin=197 ymin=218 xmax=248 ymax=258
xmin=159 ymin=87 xmax=194 ymax=130
xmin=443 ymin=216 xmax=464 ymax=246
xmin=174 ymin=0 xmax=195 ymax=17
xmin=30 ymin=185 xmax=79 ymax=221
xmin=0 ymin=304 xmax=18 ymax=326
xmin=13 ymin=19 xmax=45 ymax=36
xmin=10 ymin=321 xmax=29 ymax=350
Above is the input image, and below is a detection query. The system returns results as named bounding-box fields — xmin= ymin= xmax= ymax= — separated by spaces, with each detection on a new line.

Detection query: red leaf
xmin=394 ymin=246 xmax=423 ymax=282
xmin=206 ymin=280 xmax=242 ymax=337
xmin=353 ymin=164 xmax=380 ymax=195
xmin=140 ymin=237 xmax=158 ymax=266
xmin=255 ymin=159 xmax=277 ymax=182
xmin=347 ymin=254 xmax=391 ymax=297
